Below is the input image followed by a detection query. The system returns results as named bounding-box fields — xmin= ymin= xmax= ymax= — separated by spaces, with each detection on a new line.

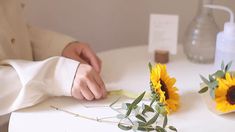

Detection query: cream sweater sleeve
xmin=28 ymin=26 xmax=77 ymax=61
xmin=0 ymin=56 xmax=79 ymax=116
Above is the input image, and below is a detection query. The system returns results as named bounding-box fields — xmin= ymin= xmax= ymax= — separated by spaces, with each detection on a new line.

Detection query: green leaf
xmin=225 ymin=61 xmax=233 ymax=72
xmin=163 ymin=115 xmax=168 ymax=128
xmin=208 ymin=81 xmax=218 ymax=89
xmin=146 ymin=112 xmax=159 ymax=126
xmin=125 ymin=92 xmax=146 ymax=117
xmin=148 ymin=62 xmax=153 ymax=72
xmin=198 ymin=86 xmax=208 ymax=94
xmin=125 ymin=108 xmax=132 ymax=117
xmin=155 ymin=126 xmax=167 ymax=132
xmin=169 ymin=126 xmax=177 ymax=132
xmin=155 ymin=104 xmax=167 ymax=115
xmin=212 ymin=70 xmax=224 ymax=78
xmin=132 ymin=92 xmax=146 ymax=106
xmin=209 ymin=75 xmax=214 ymax=82
xmin=142 ymin=105 xmax=154 ymax=115
xmin=200 ymin=75 xmax=210 ymax=85
xmin=136 ymin=114 xmax=147 ymax=122
xmin=118 ymin=123 xmax=132 ymax=131
xmin=137 ymin=121 xmax=146 ymax=126
xmin=150 ymin=95 xmax=156 ymax=107
xmin=138 ymin=126 xmax=155 ymax=131
xmin=221 ymin=61 xmax=225 ymax=70
xmin=210 ymin=89 xmax=215 ymax=99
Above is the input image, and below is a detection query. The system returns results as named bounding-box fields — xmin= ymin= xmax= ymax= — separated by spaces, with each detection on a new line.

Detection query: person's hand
xmin=62 ymin=42 xmax=102 ymax=73
xmin=71 ymin=64 xmax=107 ymax=100
xmin=62 ymin=42 xmax=107 ymax=100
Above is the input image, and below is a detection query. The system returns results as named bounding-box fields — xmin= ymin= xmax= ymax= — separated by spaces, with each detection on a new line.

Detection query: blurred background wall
xmin=23 ymin=0 xmax=235 ymax=52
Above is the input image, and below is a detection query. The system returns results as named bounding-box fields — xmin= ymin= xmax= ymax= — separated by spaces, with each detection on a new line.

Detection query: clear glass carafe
xmin=183 ymin=0 xmax=219 ymax=63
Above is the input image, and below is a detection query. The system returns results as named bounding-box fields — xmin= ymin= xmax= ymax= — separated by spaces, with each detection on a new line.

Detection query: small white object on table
xmin=9 ymin=45 xmax=235 ymax=132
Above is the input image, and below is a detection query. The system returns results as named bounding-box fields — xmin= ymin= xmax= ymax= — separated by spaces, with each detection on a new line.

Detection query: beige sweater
xmin=0 ymin=0 xmax=80 ymax=125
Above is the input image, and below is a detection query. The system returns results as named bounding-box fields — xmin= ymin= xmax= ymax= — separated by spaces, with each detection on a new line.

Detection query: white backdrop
xmin=23 ymin=0 xmax=235 ymax=52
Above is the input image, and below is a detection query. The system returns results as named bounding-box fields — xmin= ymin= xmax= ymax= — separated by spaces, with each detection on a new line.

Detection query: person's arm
xmin=27 ymin=25 xmax=106 ymax=102
xmin=0 ymin=57 xmax=79 ymax=115
xmin=28 ymin=25 xmax=76 ymax=60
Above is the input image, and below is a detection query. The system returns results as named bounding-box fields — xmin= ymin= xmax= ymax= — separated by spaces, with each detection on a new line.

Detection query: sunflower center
xmin=160 ymin=79 xmax=169 ymax=100
xmin=226 ymin=86 xmax=235 ymax=105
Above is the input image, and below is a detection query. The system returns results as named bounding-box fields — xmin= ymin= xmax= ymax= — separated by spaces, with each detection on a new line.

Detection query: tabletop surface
xmin=9 ymin=45 xmax=235 ymax=132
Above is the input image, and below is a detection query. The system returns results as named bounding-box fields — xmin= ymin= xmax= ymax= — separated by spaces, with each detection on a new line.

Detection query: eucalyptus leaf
xmin=212 ymin=70 xmax=224 ymax=78
xmin=118 ymin=123 xmax=132 ymax=131
xmin=221 ymin=61 xmax=225 ymax=70
xmin=146 ymin=113 xmax=159 ymax=126
xmin=133 ymin=105 xmax=138 ymax=110
xmin=169 ymin=126 xmax=177 ymax=132
xmin=150 ymin=95 xmax=156 ymax=107
xmin=209 ymin=75 xmax=214 ymax=82
xmin=138 ymin=126 xmax=155 ymax=131
xmin=198 ymin=86 xmax=208 ymax=94
xmin=225 ymin=61 xmax=233 ymax=72
xmin=200 ymin=75 xmax=210 ymax=85
xmin=148 ymin=62 xmax=153 ymax=72
xmin=142 ymin=105 xmax=154 ymax=115
xmin=125 ymin=108 xmax=132 ymax=118
xmin=163 ymin=115 xmax=168 ymax=128
xmin=210 ymin=89 xmax=215 ymax=99
xmin=137 ymin=121 xmax=146 ymax=126
xmin=136 ymin=114 xmax=147 ymax=122
xmin=125 ymin=92 xmax=146 ymax=117
xmin=132 ymin=92 xmax=146 ymax=106
xmin=208 ymin=81 xmax=218 ymax=89
xmin=156 ymin=104 xmax=167 ymax=115
xmin=155 ymin=126 xmax=167 ymax=132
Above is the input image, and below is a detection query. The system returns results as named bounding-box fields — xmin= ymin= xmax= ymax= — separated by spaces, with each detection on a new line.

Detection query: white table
xmin=9 ymin=46 xmax=235 ymax=132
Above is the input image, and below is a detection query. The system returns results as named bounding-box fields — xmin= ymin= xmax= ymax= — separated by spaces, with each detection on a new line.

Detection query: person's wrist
xmin=71 ymin=65 xmax=79 ymax=96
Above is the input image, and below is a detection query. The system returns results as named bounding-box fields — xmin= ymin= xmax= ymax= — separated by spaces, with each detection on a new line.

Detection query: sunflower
xmin=150 ymin=64 xmax=180 ymax=113
xmin=215 ymin=73 xmax=235 ymax=112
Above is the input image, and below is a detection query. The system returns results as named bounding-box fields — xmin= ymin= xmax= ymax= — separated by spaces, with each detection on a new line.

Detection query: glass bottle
xmin=183 ymin=0 xmax=219 ymax=63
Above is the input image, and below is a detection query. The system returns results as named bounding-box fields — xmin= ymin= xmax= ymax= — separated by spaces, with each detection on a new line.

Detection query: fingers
xmin=72 ymin=79 xmax=95 ymax=101
xmin=86 ymin=77 xmax=103 ymax=99
xmin=93 ymin=72 xmax=107 ymax=98
xmin=80 ymin=84 xmax=95 ymax=101
xmin=71 ymin=81 xmax=84 ymax=100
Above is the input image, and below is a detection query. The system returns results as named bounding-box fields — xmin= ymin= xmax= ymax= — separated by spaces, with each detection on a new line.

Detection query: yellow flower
xmin=215 ymin=73 xmax=235 ymax=113
xmin=150 ymin=64 xmax=180 ymax=113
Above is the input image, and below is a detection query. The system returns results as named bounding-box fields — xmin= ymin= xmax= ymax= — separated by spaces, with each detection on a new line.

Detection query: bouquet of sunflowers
xmin=199 ymin=61 xmax=235 ymax=113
